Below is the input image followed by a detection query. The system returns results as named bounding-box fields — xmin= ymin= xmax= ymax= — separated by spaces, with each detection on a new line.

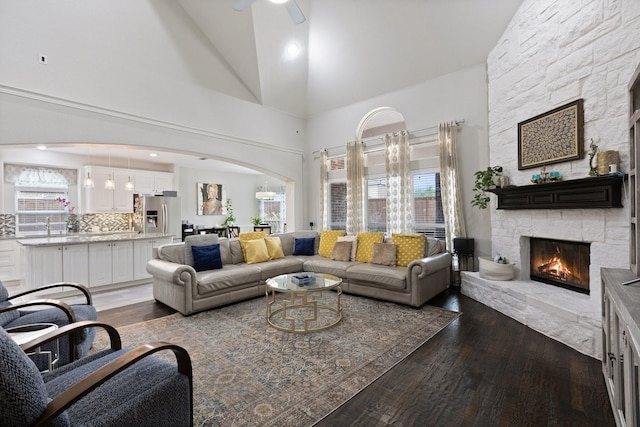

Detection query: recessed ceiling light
xmin=286 ymin=42 xmax=299 ymax=56
xmin=269 ymin=0 xmax=288 ymax=4
xmin=149 ymin=153 xmax=158 ymax=157
xmin=36 ymin=145 xmax=47 ymax=150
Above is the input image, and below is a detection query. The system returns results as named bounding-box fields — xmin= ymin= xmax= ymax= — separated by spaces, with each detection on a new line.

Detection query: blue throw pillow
xmin=293 ymin=237 xmax=315 ymax=256
xmin=191 ymin=244 xmax=223 ymax=272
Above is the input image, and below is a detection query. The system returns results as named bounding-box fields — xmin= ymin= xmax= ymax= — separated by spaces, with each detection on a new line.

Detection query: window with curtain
xmin=259 ymin=192 xmax=286 ymax=233
xmin=413 ymin=172 xmax=445 ymax=239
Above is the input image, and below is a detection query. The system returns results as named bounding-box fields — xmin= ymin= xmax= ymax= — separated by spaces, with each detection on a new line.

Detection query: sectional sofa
xmin=146 ymin=230 xmax=452 ymax=315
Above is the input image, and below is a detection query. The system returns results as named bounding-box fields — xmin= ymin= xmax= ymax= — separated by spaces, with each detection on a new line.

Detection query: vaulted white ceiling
xmin=175 ymin=0 xmax=524 ymax=117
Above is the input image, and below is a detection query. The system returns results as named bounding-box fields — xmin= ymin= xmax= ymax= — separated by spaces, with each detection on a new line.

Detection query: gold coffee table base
xmin=265 ymin=273 xmax=343 ymax=333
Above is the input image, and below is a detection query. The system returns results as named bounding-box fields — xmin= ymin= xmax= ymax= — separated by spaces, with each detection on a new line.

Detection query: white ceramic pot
xmin=478 ymin=256 xmax=514 ymax=281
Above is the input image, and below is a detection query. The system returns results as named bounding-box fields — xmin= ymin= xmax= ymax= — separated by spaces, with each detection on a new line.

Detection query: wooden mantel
xmin=487 ymin=175 xmax=625 ymax=209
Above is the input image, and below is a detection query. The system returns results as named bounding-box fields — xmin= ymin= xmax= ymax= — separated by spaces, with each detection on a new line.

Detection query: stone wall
xmin=462 ymin=0 xmax=640 ymax=359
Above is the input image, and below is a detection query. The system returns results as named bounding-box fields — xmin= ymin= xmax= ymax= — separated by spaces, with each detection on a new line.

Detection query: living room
xmin=2 ymin=0 xmax=640 ymax=425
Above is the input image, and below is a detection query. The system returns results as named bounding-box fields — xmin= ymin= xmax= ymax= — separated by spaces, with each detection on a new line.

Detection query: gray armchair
xmin=0 ymin=281 xmax=97 ymax=368
xmin=0 ymin=320 xmax=193 ymax=427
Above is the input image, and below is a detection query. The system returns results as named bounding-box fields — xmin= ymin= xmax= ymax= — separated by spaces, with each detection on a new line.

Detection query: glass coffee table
xmin=266 ymin=272 xmax=342 ymax=333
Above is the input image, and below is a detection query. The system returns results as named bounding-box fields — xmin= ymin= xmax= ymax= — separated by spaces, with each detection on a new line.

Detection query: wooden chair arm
xmin=9 ymin=282 xmax=93 ymax=305
xmin=32 ymin=342 xmax=193 ymax=427
xmin=0 ymin=299 xmax=76 ymax=323
xmin=19 ymin=320 xmax=121 ymax=354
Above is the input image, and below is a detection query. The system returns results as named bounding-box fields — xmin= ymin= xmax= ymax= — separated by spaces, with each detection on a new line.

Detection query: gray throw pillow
xmin=331 ymin=241 xmax=353 ymax=262
xmin=371 ymin=242 xmax=397 ymax=267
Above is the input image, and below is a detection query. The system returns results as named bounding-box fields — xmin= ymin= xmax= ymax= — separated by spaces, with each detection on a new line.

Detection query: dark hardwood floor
xmin=97 ymin=287 xmax=615 ymax=427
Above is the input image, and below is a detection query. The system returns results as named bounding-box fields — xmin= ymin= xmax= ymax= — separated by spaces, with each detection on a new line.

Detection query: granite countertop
xmin=16 ymin=232 xmax=173 ymax=246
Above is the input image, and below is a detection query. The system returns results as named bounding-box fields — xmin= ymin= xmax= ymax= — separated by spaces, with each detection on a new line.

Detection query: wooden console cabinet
xmin=601 ymin=268 xmax=640 ymax=426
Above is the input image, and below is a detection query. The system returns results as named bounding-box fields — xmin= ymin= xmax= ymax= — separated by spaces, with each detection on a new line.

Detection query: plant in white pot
xmin=478 ymin=253 xmax=515 ymax=281
xmin=471 ymin=166 xmax=503 ymax=209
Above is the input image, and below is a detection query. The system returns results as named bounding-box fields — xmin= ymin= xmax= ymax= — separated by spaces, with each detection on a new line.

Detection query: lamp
xmin=104 ymin=151 xmax=115 ymax=189
xmin=83 ymin=152 xmax=94 ymax=188
xmin=256 ymin=180 xmax=276 ymax=200
xmin=125 ymin=152 xmax=134 ymax=191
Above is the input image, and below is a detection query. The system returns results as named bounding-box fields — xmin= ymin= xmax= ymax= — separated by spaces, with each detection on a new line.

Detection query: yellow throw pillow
xmin=244 ymin=238 xmax=270 ymax=264
xmin=239 ymin=231 xmax=267 ymax=259
xmin=264 ymin=236 xmax=285 ymax=259
xmin=391 ymin=233 xmax=426 ymax=267
xmin=318 ymin=230 xmax=346 ymax=258
xmin=355 ymin=232 xmax=385 ymax=263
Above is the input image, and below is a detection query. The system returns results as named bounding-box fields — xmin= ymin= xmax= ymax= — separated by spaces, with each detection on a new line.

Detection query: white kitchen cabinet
xmin=83 ymin=166 xmax=134 ymax=213
xmin=23 ymin=244 xmax=89 ymax=290
xmin=133 ymin=171 xmax=174 ymax=195
xmin=89 ymin=241 xmax=134 ymax=286
xmin=0 ymin=240 xmax=21 ymax=283
xmin=133 ymin=237 xmax=172 ymax=280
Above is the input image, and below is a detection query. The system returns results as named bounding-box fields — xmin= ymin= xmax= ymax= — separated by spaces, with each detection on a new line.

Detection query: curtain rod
xmin=312 ymin=119 xmax=464 ymax=158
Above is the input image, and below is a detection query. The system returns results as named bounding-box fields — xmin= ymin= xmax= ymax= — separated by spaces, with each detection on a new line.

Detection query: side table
xmin=7 ymin=323 xmax=60 ymax=372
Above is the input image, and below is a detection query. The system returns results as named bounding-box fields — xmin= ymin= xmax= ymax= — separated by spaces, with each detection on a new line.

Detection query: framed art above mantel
xmin=518 ymin=99 xmax=584 ymax=170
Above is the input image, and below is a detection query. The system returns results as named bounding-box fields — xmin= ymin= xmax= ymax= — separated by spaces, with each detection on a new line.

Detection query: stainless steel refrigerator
xmin=138 ymin=195 xmax=181 ymax=240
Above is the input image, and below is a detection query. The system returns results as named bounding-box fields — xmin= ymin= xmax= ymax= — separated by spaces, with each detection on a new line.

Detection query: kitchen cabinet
xmin=89 ymin=241 xmax=134 ymax=287
xmin=133 ymin=237 xmax=172 ymax=280
xmin=0 ymin=240 xmax=21 ymax=284
xmin=83 ymin=166 xmax=134 ymax=213
xmin=22 ymin=244 xmax=89 ymax=290
xmin=133 ymin=171 xmax=174 ymax=195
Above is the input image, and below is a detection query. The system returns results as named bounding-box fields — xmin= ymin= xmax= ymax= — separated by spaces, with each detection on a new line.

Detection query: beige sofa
xmin=146 ymin=231 xmax=452 ymax=315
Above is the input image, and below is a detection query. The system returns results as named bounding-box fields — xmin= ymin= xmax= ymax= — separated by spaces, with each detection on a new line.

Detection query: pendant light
xmin=83 ymin=151 xmax=94 ymax=188
xmin=255 ymin=179 xmax=276 ymax=200
xmin=125 ymin=151 xmax=134 ymax=191
xmin=104 ymin=151 xmax=115 ymax=190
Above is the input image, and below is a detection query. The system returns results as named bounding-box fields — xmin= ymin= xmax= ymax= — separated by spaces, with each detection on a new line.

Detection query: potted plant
xmin=250 ymin=213 xmax=262 ymax=226
xmin=471 ymin=166 xmax=503 ymax=209
xmin=221 ymin=199 xmax=236 ymax=227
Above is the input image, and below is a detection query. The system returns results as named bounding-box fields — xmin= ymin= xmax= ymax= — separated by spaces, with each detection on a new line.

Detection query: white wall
xmin=0 ymin=0 xmax=305 ymax=230
xmin=305 ymin=64 xmax=492 ymax=255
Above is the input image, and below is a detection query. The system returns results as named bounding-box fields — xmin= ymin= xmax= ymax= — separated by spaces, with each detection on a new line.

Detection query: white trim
xmin=0 ymin=84 xmax=303 ymax=156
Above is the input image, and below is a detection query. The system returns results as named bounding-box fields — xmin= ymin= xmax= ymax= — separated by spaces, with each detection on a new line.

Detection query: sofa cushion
xmin=371 ymin=242 xmax=397 ymax=266
xmin=244 ymin=239 xmax=270 ymax=264
xmin=303 ymin=256 xmax=355 ymax=279
xmin=229 ymin=239 xmax=244 ymax=264
xmin=346 ymin=263 xmax=407 ymax=291
xmin=355 ymin=232 xmax=385 ymax=262
xmin=191 ymin=244 xmax=223 ymax=272
xmin=157 ymin=242 xmax=186 ymax=265
xmin=427 ymin=237 xmax=445 ymax=256
xmin=257 ymin=257 xmax=305 ymax=280
xmin=318 ymin=230 xmax=346 ymax=258
xmin=218 ymin=238 xmax=232 ymax=265
xmin=264 ymin=237 xmax=285 ymax=259
xmin=391 ymin=233 xmax=426 ymax=266
xmin=184 ymin=234 xmax=219 ymax=267
xmin=293 ymin=237 xmax=316 ymax=255
xmin=196 ymin=264 xmax=262 ymax=296
xmin=337 ymin=235 xmax=358 ymax=261
xmin=271 ymin=231 xmax=319 ymax=256
xmin=331 ymin=241 xmax=352 ymax=262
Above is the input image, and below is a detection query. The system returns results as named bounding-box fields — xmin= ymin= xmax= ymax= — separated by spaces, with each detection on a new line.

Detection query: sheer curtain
xmin=319 ymin=149 xmax=328 ymax=230
xmin=385 ymin=131 xmax=413 ymax=234
xmin=346 ymin=141 xmax=365 ymax=234
xmin=439 ymin=122 xmax=467 ymax=251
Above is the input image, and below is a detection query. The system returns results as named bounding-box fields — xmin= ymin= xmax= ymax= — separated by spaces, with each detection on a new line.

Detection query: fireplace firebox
xmin=529 ymin=237 xmax=590 ymax=294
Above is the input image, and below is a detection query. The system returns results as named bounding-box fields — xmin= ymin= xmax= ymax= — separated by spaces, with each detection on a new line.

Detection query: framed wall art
xmin=197 ymin=183 xmax=225 ymax=216
xmin=517 ymin=99 xmax=584 ymax=170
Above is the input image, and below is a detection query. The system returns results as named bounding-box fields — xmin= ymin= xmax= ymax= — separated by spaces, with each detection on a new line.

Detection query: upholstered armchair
xmin=0 ymin=281 xmax=97 ymax=367
xmin=0 ymin=320 xmax=193 ymax=427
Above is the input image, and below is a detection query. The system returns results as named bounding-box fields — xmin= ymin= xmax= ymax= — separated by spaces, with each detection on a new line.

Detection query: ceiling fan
xmin=232 ymin=0 xmax=306 ymax=24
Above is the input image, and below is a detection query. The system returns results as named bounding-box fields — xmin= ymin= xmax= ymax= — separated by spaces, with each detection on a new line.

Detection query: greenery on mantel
xmin=471 ymin=166 xmax=503 ymax=209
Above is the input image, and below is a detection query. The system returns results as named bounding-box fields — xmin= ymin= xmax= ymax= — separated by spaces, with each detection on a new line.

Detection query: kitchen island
xmin=17 ymin=232 xmax=173 ymax=292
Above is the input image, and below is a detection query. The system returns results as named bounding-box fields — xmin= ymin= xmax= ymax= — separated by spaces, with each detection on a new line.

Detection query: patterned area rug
xmin=94 ymin=293 xmax=460 ymax=426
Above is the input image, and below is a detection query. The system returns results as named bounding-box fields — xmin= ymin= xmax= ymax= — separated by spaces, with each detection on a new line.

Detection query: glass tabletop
xmin=266 ymin=272 xmax=341 ymax=292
